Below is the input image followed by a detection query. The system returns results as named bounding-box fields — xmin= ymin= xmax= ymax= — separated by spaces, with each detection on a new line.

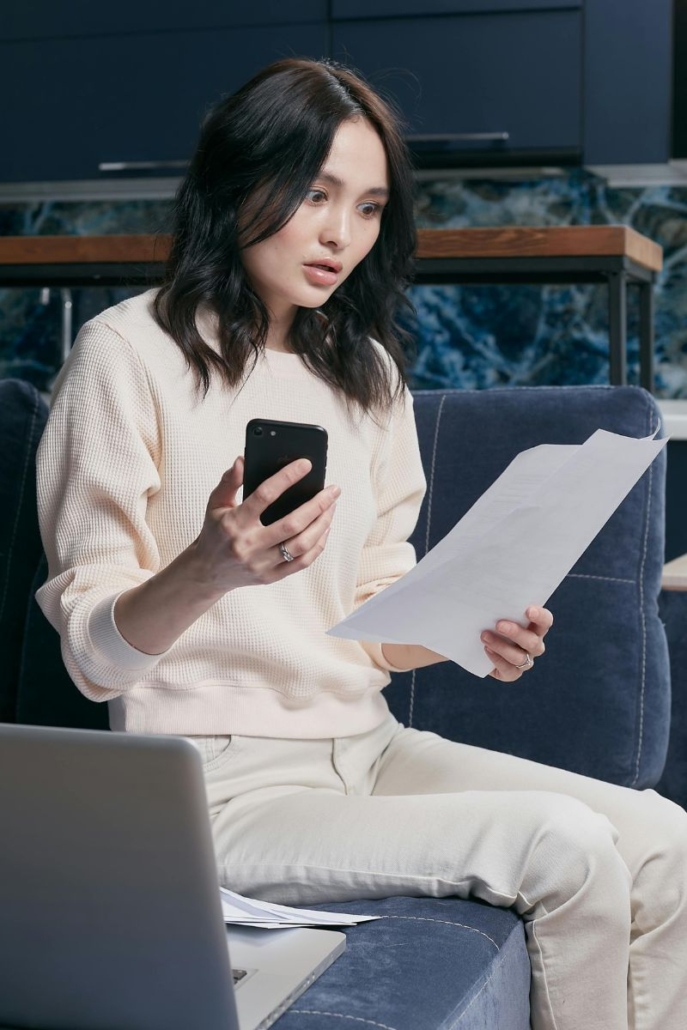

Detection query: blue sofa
xmin=1 ymin=377 xmax=682 ymax=1030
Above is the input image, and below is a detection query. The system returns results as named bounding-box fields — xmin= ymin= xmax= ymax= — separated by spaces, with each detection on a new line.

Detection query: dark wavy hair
xmin=153 ymin=57 xmax=417 ymax=412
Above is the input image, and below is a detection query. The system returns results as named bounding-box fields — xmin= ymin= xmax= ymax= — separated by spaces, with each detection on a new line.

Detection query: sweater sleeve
xmin=35 ymin=318 xmax=167 ymax=701
xmin=354 ymin=385 xmax=427 ymax=672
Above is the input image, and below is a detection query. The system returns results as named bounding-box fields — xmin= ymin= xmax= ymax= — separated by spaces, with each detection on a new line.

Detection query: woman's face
xmin=240 ymin=116 xmax=389 ymax=329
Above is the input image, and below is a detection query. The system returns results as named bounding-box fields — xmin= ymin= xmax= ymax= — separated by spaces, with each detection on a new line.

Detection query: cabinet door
xmin=584 ymin=0 xmax=672 ymax=164
xmin=1 ymin=1 xmax=327 ymax=40
xmin=332 ymin=1 xmax=579 ymax=16
xmin=333 ymin=10 xmax=581 ymax=152
xmin=0 ymin=24 xmax=328 ymax=182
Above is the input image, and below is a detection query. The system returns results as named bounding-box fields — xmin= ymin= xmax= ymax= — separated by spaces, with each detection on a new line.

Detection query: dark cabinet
xmin=334 ymin=10 xmax=581 ymax=153
xmin=0 ymin=23 xmax=328 ymax=182
xmin=0 ymin=1 xmax=327 ymax=40
xmin=332 ymin=1 xmax=580 ymax=16
xmin=0 ymin=0 xmax=674 ymax=183
xmin=583 ymin=0 xmax=672 ymax=164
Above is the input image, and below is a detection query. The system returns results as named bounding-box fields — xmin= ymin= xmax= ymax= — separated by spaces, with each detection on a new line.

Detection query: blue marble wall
xmin=2 ymin=168 xmax=687 ymax=397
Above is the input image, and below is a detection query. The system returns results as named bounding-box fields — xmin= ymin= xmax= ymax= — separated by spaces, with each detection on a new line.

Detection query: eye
xmin=359 ymin=202 xmax=383 ymax=218
xmin=306 ymin=188 xmax=327 ymax=204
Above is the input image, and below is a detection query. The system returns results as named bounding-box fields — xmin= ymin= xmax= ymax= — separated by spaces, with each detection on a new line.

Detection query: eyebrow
xmin=318 ymin=170 xmax=389 ymax=199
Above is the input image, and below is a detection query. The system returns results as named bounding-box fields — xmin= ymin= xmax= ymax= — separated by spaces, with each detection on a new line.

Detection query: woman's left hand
xmin=481 ymin=606 xmax=553 ymax=682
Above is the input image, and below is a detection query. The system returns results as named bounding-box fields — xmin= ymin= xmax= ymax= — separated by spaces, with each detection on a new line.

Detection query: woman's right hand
xmin=191 ymin=455 xmax=340 ymax=592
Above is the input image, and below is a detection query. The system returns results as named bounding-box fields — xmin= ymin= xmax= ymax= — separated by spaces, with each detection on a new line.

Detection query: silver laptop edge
xmin=0 ymin=723 xmax=345 ymax=1030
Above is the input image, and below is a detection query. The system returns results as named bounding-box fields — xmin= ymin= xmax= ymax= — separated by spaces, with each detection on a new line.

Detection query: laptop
xmin=0 ymin=723 xmax=345 ymax=1030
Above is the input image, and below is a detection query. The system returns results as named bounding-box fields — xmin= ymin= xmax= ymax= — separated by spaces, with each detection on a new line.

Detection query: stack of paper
xmin=220 ymin=887 xmax=379 ymax=929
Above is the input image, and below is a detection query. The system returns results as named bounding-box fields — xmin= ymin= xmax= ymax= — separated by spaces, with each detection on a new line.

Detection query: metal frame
xmin=413 ymin=254 xmax=656 ymax=391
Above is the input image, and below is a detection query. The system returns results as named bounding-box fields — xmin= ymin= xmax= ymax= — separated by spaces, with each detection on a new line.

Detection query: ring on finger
xmin=514 ymin=651 xmax=534 ymax=670
xmin=279 ymin=542 xmax=295 ymax=563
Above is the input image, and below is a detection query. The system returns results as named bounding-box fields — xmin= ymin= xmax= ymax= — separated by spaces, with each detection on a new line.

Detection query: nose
xmin=319 ymin=204 xmax=351 ymax=250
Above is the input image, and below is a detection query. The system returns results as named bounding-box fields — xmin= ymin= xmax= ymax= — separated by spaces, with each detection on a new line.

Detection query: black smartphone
xmin=243 ymin=418 xmax=329 ymax=526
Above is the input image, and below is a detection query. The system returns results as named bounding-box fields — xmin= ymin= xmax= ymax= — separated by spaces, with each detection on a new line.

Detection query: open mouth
xmin=305 ymin=261 xmax=342 ymax=273
xmin=303 ymin=263 xmax=341 ymax=286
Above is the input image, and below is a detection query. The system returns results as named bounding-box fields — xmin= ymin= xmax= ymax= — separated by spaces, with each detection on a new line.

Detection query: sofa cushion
xmin=0 ymin=379 xmax=49 ymax=723
xmin=16 ymin=554 xmax=109 ymax=729
xmin=0 ymin=378 xmax=107 ymax=730
xmin=386 ymin=386 xmax=670 ymax=789
xmin=276 ymin=896 xmax=530 ymax=1030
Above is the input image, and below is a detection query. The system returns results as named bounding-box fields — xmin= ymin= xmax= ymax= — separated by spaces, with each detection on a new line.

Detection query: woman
xmin=35 ymin=58 xmax=687 ymax=1030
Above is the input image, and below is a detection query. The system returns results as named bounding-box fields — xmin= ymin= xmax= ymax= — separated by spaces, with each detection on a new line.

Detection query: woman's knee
xmin=630 ymin=790 xmax=687 ymax=920
xmin=638 ymin=789 xmax=687 ymax=847
xmin=516 ymin=793 xmax=631 ymax=917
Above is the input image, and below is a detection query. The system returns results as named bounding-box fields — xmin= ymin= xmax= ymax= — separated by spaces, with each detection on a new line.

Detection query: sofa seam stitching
xmin=631 ymin=418 xmax=652 ymax=787
xmin=378 ymin=914 xmax=499 ymax=950
xmin=288 ymin=1011 xmax=397 ymax=1030
xmin=424 ymin=394 xmax=445 ymax=558
xmin=410 ymin=393 xmax=446 ymax=728
xmin=566 ymin=573 xmax=635 ymax=584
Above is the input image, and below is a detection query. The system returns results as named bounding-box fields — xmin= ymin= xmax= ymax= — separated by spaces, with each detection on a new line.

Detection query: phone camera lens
xmin=253 ymin=427 xmax=263 ymax=436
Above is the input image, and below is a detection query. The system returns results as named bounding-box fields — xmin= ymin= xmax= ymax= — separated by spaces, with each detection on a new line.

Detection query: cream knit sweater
xmin=35 ymin=290 xmax=426 ymax=737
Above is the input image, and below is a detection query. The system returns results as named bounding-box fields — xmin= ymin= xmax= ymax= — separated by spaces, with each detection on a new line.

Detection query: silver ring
xmin=279 ymin=542 xmax=295 ymax=563
xmin=515 ymin=652 xmax=534 ymax=670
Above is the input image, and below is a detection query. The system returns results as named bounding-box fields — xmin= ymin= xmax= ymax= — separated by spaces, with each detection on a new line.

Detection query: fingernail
xmin=328 ymin=485 xmax=341 ymax=497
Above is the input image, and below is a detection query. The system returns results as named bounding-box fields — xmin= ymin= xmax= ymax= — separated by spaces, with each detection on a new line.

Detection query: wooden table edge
xmin=415 ymin=226 xmax=662 ymax=271
xmin=0 ymin=226 xmax=663 ymax=273
xmin=0 ymin=233 xmax=170 ymax=265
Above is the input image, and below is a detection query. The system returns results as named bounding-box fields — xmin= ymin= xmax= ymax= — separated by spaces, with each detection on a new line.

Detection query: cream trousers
xmin=187 ymin=712 xmax=687 ymax=1030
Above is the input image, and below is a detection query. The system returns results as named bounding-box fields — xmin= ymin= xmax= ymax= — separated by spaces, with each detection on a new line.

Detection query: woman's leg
xmin=194 ymin=716 xmax=665 ymax=1030
xmin=372 ymin=722 xmax=687 ymax=1030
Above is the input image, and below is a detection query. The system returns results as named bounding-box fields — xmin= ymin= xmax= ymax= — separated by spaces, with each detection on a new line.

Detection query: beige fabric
xmin=34 ymin=290 xmax=426 ymax=736
xmin=188 ymin=714 xmax=687 ymax=1030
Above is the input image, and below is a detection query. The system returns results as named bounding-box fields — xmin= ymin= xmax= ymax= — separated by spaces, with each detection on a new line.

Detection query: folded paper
xmin=220 ymin=887 xmax=379 ymax=929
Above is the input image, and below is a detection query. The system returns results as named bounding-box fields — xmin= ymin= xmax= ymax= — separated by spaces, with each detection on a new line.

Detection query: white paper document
xmin=220 ymin=887 xmax=380 ymax=929
xmin=328 ymin=427 xmax=666 ymax=677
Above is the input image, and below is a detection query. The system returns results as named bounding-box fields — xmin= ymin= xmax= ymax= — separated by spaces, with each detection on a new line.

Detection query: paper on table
xmin=219 ymin=887 xmax=380 ymax=929
xmin=328 ymin=427 xmax=666 ymax=677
